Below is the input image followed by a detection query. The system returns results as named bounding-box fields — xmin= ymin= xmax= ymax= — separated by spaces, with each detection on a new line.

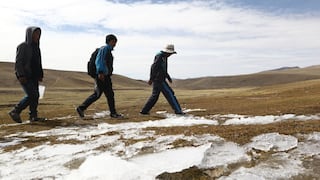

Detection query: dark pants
xmin=78 ymin=76 xmax=116 ymax=114
xmin=14 ymin=79 xmax=39 ymax=118
xmin=141 ymin=81 xmax=182 ymax=114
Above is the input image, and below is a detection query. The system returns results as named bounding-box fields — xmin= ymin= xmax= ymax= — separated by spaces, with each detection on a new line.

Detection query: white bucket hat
xmin=162 ymin=44 xmax=177 ymax=54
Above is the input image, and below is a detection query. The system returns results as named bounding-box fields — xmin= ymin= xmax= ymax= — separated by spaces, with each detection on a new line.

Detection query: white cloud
xmin=1 ymin=0 xmax=320 ymax=79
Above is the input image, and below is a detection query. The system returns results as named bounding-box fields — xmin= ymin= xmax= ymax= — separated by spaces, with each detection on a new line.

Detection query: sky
xmin=1 ymin=0 xmax=320 ymax=79
xmin=1 ymin=110 xmax=320 ymax=179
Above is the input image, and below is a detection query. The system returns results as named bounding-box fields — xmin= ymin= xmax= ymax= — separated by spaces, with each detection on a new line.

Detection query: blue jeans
xmin=14 ymin=79 xmax=39 ymax=117
xmin=141 ymin=81 xmax=182 ymax=114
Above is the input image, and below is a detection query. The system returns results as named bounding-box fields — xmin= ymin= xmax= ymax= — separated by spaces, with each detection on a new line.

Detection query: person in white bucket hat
xmin=140 ymin=44 xmax=185 ymax=115
xmin=162 ymin=44 xmax=177 ymax=54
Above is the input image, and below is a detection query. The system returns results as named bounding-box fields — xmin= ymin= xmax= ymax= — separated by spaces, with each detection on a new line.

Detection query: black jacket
xmin=15 ymin=26 xmax=43 ymax=79
xmin=149 ymin=52 xmax=172 ymax=82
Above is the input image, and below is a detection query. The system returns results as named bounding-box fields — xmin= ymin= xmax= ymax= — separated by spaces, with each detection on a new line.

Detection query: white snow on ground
xmin=66 ymin=144 xmax=211 ymax=180
xmin=200 ymin=141 xmax=250 ymax=169
xmin=210 ymin=114 xmax=320 ymax=125
xmin=220 ymin=132 xmax=320 ymax=180
xmin=0 ymin=110 xmax=319 ymax=179
xmin=293 ymin=132 xmax=320 ymax=156
xmin=219 ymin=152 xmax=304 ymax=180
xmin=246 ymin=132 xmax=298 ymax=152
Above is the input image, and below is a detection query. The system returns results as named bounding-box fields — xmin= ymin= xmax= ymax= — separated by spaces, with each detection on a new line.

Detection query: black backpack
xmin=87 ymin=48 xmax=100 ymax=78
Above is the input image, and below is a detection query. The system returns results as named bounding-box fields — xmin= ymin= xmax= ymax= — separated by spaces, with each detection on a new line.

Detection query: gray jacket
xmin=15 ymin=26 xmax=43 ymax=79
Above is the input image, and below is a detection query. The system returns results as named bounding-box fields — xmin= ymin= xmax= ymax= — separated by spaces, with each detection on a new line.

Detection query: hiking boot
xmin=175 ymin=112 xmax=186 ymax=115
xmin=30 ymin=117 xmax=46 ymax=122
xmin=139 ymin=111 xmax=149 ymax=115
xmin=8 ymin=110 xmax=22 ymax=123
xmin=110 ymin=113 xmax=124 ymax=119
xmin=76 ymin=107 xmax=84 ymax=118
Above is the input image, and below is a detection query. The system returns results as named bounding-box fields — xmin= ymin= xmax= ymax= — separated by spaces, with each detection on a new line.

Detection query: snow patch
xmin=218 ymin=114 xmax=320 ymax=125
xmin=247 ymin=133 xmax=298 ymax=152
xmin=1 ymin=111 xmax=319 ymax=179
xmin=199 ymin=141 xmax=250 ymax=169
xmin=220 ymin=153 xmax=304 ymax=180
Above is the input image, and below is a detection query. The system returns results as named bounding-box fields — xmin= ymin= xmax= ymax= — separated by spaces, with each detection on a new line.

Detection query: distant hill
xmin=173 ymin=65 xmax=320 ymax=89
xmin=2 ymin=62 xmax=320 ymax=90
xmin=267 ymin=66 xmax=300 ymax=71
xmin=0 ymin=62 xmax=148 ymax=89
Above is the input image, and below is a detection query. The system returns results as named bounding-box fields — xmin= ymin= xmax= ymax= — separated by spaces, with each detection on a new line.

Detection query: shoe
xmin=139 ymin=111 xmax=149 ymax=115
xmin=110 ymin=113 xmax=123 ymax=118
xmin=30 ymin=117 xmax=46 ymax=122
xmin=8 ymin=110 xmax=22 ymax=123
xmin=76 ymin=107 xmax=84 ymax=118
xmin=175 ymin=112 xmax=186 ymax=115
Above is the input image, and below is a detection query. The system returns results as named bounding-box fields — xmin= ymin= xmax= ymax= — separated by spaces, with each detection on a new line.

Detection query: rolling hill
xmin=0 ymin=62 xmax=148 ymax=89
xmin=173 ymin=65 xmax=320 ymax=89
xmin=2 ymin=62 xmax=320 ymax=90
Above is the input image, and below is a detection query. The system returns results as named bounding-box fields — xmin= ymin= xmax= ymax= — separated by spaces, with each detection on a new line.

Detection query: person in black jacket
xmin=76 ymin=34 xmax=123 ymax=119
xmin=9 ymin=26 xmax=45 ymax=123
xmin=140 ymin=44 xmax=184 ymax=115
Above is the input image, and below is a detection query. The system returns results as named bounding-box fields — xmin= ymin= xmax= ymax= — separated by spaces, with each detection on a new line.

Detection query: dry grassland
xmin=1 ymin=79 xmax=320 ymax=148
xmin=1 ymin=79 xmax=320 ymax=180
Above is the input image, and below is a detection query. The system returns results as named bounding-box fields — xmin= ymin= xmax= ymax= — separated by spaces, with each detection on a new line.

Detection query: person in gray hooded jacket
xmin=9 ymin=26 xmax=45 ymax=123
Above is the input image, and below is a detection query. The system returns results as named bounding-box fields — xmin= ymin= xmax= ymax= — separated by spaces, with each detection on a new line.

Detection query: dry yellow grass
xmin=1 ymin=62 xmax=320 ymax=179
xmin=1 ymin=78 xmax=320 ymax=136
xmin=1 ymin=62 xmax=320 ymax=150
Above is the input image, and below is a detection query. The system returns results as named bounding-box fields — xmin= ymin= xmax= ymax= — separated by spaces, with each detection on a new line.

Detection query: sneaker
xmin=139 ymin=111 xmax=149 ymax=115
xmin=175 ymin=112 xmax=186 ymax=115
xmin=8 ymin=110 xmax=22 ymax=123
xmin=30 ymin=117 xmax=46 ymax=122
xmin=110 ymin=113 xmax=124 ymax=118
xmin=76 ymin=107 xmax=84 ymax=118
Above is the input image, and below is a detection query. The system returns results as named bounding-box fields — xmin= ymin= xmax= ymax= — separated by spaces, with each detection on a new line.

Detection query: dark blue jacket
xmin=149 ymin=52 xmax=172 ymax=82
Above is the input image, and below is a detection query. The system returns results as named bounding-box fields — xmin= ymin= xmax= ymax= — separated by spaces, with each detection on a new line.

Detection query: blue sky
xmin=1 ymin=0 xmax=320 ymax=79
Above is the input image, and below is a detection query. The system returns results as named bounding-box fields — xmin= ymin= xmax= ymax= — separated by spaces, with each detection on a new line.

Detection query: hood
xmin=25 ymin=26 xmax=41 ymax=45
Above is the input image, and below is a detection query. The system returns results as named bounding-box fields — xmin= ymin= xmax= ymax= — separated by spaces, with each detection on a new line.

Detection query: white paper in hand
xmin=39 ymin=85 xmax=45 ymax=99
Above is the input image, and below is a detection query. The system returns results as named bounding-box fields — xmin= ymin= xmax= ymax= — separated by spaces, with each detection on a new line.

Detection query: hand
xmin=148 ymin=80 xmax=153 ymax=85
xmin=98 ymin=74 xmax=105 ymax=81
xmin=18 ymin=77 xmax=27 ymax=84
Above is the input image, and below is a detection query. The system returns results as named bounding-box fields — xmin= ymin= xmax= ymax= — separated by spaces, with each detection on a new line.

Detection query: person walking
xmin=9 ymin=26 xmax=45 ymax=123
xmin=76 ymin=34 xmax=123 ymax=119
xmin=140 ymin=44 xmax=184 ymax=115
